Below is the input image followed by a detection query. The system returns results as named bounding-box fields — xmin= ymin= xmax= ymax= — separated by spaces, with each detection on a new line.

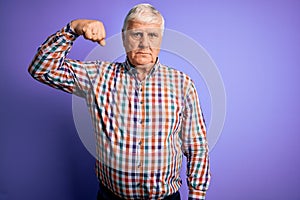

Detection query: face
xmin=122 ymin=20 xmax=163 ymax=68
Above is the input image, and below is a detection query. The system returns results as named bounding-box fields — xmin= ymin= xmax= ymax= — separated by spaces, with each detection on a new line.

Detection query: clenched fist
xmin=70 ymin=19 xmax=106 ymax=46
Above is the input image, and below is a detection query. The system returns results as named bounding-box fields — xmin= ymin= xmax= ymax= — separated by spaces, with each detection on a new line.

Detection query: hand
xmin=70 ymin=19 xmax=106 ymax=46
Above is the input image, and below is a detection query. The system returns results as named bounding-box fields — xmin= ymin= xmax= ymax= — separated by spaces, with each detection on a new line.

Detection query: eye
xmin=148 ymin=32 xmax=159 ymax=39
xmin=131 ymin=32 xmax=143 ymax=39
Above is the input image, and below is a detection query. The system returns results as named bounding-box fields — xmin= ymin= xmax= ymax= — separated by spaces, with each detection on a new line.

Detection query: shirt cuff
xmin=188 ymin=189 xmax=207 ymax=200
xmin=57 ymin=22 xmax=80 ymax=41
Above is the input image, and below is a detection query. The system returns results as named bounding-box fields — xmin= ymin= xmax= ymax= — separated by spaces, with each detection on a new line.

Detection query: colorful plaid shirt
xmin=28 ymin=24 xmax=210 ymax=200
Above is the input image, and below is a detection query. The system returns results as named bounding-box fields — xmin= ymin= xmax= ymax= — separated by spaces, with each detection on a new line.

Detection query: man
xmin=28 ymin=3 xmax=210 ymax=200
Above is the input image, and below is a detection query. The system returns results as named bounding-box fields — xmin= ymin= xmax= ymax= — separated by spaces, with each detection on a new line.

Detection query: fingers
xmin=82 ymin=20 xmax=106 ymax=46
xmin=98 ymin=39 xmax=106 ymax=46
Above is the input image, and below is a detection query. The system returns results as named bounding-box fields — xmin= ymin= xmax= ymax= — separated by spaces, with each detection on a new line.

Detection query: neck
xmin=134 ymin=64 xmax=153 ymax=81
xmin=134 ymin=64 xmax=153 ymax=74
xmin=127 ymin=58 xmax=158 ymax=81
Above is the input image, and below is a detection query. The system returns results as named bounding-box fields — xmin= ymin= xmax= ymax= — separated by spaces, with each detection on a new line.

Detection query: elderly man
xmin=28 ymin=3 xmax=210 ymax=200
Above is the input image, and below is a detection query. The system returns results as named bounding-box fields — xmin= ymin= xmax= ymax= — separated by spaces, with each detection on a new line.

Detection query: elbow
xmin=28 ymin=51 xmax=44 ymax=79
xmin=28 ymin=63 xmax=38 ymax=79
xmin=27 ymin=61 xmax=45 ymax=82
xmin=28 ymin=64 xmax=34 ymax=77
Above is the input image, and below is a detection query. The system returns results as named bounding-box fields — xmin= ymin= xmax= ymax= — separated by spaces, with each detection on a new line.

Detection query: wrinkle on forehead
xmin=127 ymin=19 xmax=162 ymax=29
xmin=126 ymin=20 xmax=162 ymax=31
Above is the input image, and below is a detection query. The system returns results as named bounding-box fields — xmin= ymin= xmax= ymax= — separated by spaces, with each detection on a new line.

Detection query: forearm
xmin=181 ymin=81 xmax=211 ymax=199
xmin=28 ymin=19 xmax=106 ymax=95
xmin=28 ymin=23 xmax=81 ymax=93
xmin=29 ymin=23 xmax=78 ymax=74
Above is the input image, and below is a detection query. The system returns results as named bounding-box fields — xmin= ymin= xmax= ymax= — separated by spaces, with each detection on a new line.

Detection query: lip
xmin=136 ymin=52 xmax=151 ymax=55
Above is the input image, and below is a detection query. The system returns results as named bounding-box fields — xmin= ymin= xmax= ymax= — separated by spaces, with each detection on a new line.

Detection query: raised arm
xmin=181 ymin=81 xmax=211 ymax=200
xmin=28 ymin=19 xmax=106 ymax=96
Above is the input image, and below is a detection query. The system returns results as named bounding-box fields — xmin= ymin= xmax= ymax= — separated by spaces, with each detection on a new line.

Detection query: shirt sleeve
xmin=28 ymin=23 xmax=99 ymax=97
xmin=180 ymin=80 xmax=211 ymax=200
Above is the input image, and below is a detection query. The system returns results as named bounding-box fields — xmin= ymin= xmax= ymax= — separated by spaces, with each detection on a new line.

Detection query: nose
xmin=138 ymin=34 xmax=150 ymax=49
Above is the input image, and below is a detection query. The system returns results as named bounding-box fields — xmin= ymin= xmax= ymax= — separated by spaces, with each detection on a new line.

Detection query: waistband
xmin=97 ymin=182 xmax=180 ymax=200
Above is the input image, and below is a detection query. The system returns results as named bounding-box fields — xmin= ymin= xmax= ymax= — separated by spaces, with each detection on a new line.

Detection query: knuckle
xmin=85 ymin=33 xmax=92 ymax=40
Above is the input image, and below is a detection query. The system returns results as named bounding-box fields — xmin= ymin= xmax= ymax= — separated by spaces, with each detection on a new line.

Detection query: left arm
xmin=181 ymin=81 xmax=211 ymax=200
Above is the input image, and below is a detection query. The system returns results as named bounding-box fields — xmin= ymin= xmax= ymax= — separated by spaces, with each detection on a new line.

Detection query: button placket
xmin=135 ymin=81 xmax=144 ymax=171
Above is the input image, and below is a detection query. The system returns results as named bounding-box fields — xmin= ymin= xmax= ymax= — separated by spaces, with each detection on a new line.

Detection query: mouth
xmin=136 ymin=52 xmax=151 ymax=55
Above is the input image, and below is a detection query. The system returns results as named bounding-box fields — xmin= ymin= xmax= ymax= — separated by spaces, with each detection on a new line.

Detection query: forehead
xmin=126 ymin=20 xmax=162 ymax=31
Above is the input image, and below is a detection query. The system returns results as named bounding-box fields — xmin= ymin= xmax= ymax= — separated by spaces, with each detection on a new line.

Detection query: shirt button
xmin=139 ymin=119 xmax=142 ymax=124
xmin=138 ymin=141 xmax=142 ymax=145
xmin=140 ymin=101 xmax=143 ymax=104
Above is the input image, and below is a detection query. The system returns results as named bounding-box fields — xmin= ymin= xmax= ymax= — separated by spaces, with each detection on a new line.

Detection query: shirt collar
xmin=124 ymin=57 xmax=160 ymax=78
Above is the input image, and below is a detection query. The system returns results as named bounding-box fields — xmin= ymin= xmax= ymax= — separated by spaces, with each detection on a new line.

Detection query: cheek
xmin=152 ymin=48 xmax=161 ymax=57
xmin=124 ymin=39 xmax=138 ymax=52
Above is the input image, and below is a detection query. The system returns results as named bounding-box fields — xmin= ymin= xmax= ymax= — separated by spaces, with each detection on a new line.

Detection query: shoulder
xmin=83 ymin=60 xmax=124 ymax=81
xmin=92 ymin=60 xmax=125 ymax=74
xmin=96 ymin=60 xmax=123 ymax=70
xmin=158 ymin=64 xmax=194 ymax=84
xmin=158 ymin=64 xmax=196 ymax=98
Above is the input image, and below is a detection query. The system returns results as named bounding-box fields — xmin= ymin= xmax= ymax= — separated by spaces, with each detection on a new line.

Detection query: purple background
xmin=1 ymin=0 xmax=300 ymax=199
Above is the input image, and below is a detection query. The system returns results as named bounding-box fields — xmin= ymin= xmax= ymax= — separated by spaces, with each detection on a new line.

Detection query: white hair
xmin=122 ymin=3 xmax=165 ymax=32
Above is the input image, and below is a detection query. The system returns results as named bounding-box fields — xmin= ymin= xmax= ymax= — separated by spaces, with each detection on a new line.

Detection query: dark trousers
xmin=97 ymin=183 xmax=181 ymax=200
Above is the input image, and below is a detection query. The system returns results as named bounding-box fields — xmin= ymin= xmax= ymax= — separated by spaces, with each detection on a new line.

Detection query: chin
xmin=133 ymin=59 xmax=153 ymax=66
